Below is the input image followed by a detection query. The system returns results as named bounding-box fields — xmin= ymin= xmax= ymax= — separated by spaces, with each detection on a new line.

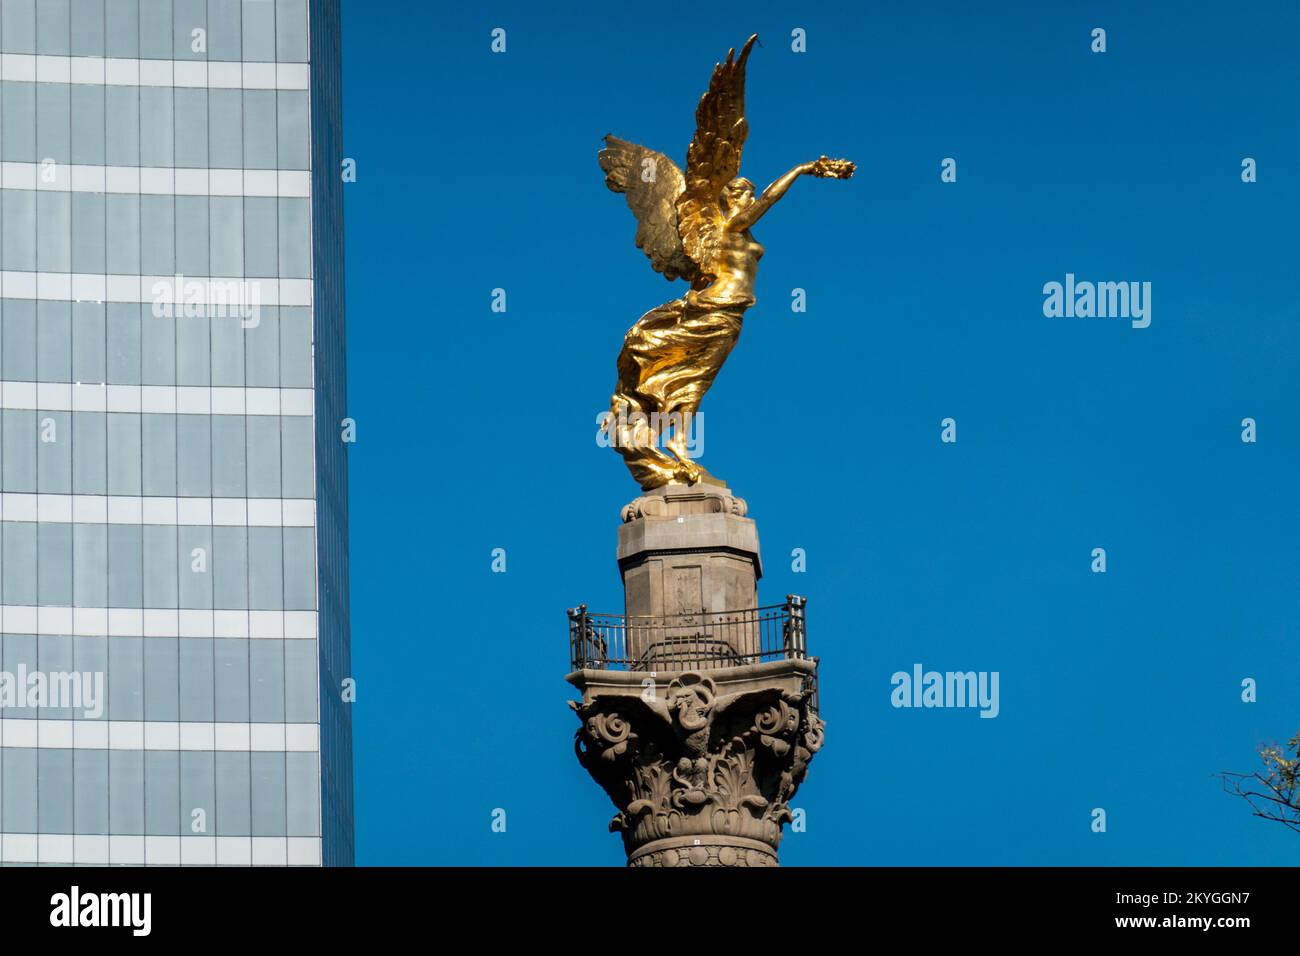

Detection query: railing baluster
xmin=569 ymin=598 xmax=809 ymax=674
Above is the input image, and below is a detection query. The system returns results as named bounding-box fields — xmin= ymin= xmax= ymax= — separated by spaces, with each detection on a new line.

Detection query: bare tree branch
xmin=1218 ymin=732 xmax=1300 ymax=834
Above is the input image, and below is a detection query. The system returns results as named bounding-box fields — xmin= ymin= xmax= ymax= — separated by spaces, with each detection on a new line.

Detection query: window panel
xmin=106 ymin=412 xmax=142 ymax=495
xmin=36 ymin=409 xmax=72 ymax=494
xmin=282 ymin=527 xmax=315 ymax=610
xmin=281 ymin=414 xmax=314 ymax=498
xmin=176 ymin=414 xmax=211 ymax=496
xmin=277 ymin=91 xmax=309 ymax=169
xmin=38 ymin=522 xmax=72 ymax=606
xmin=214 ymin=752 xmax=250 ymax=836
xmin=73 ymin=522 xmax=108 ymax=608
xmin=177 ymin=526 xmax=212 ymax=609
xmin=208 ymin=89 xmax=244 ymax=169
xmin=3 ymin=748 xmax=37 ymax=832
xmin=104 ymin=0 xmax=139 ymax=58
xmin=71 ymin=83 xmax=106 ymax=166
xmin=244 ymin=305 xmax=279 ymax=387
xmin=249 ymin=641 xmax=284 ymax=723
xmin=276 ymin=0 xmax=308 ymax=62
xmin=175 ymin=312 xmax=210 ymax=386
xmin=143 ymin=639 xmax=179 ymax=721
xmin=173 ymin=87 xmax=209 ymax=168
xmin=244 ymin=197 xmax=278 ymax=278
xmin=36 ymin=190 xmax=72 ymax=274
xmin=179 ymin=751 xmax=214 ymax=834
xmin=35 ymin=82 xmax=71 ymax=166
xmin=137 ymin=0 xmax=170 ymax=60
xmin=172 ymin=0 xmax=206 ymax=60
xmin=105 ymin=194 xmax=141 ymax=278
xmin=107 ymin=635 xmax=144 ymax=721
xmin=37 ymin=634 xmax=75 ymax=720
xmin=139 ymin=85 xmax=174 ymax=166
xmin=74 ymin=750 xmax=109 ymax=832
xmin=140 ymin=413 xmax=176 ymax=495
xmin=211 ymin=415 xmax=246 ymax=497
xmin=212 ymin=315 xmax=245 ymax=386
xmin=140 ymin=194 xmax=175 ymax=275
xmin=242 ymin=91 xmax=277 ymax=169
xmin=35 ymin=0 xmax=70 ymax=56
xmin=70 ymin=0 xmax=107 ymax=57
xmin=178 ymin=638 xmax=213 ymax=721
xmin=142 ymin=523 xmax=178 ymax=608
xmin=246 ymin=414 xmax=281 ymax=497
xmin=241 ymin=0 xmax=274 ymax=62
xmin=2 ymin=412 xmax=36 ymax=493
xmin=247 ymin=526 xmax=282 ymax=610
xmin=37 ymin=750 xmax=74 ymax=834
xmin=3 ymin=298 xmax=37 ymax=380
xmin=144 ymin=750 xmax=180 ymax=835
xmin=2 ymin=0 xmax=37 ymax=55
xmin=105 ymin=85 xmax=140 ymax=166
xmin=37 ymin=300 xmax=72 ymax=384
xmin=251 ymin=751 xmax=286 ymax=837
xmin=278 ymin=197 xmax=311 ymax=279
xmin=107 ymin=524 xmax=143 ymax=609
xmin=208 ymin=0 xmax=241 ymax=60
xmin=108 ymin=749 xmax=145 ymax=834
xmin=140 ymin=307 xmax=176 ymax=387
xmin=71 ymin=192 xmax=106 ymax=275
xmin=2 ymin=634 xmax=37 ymax=718
xmin=214 ymin=638 xmax=249 ymax=722
xmin=1 ymin=82 xmax=36 ymax=162
xmin=286 ymin=751 xmax=319 ymax=836
xmin=72 ymin=411 xmax=107 ymax=495
xmin=72 ymin=301 xmax=107 ymax=384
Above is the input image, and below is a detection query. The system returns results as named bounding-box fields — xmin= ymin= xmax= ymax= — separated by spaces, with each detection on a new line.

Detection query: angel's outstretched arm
xmin=728 ymin=156 xmax=855 ymax=233
xmin=729 ymin=163 xmax=812 ymax=232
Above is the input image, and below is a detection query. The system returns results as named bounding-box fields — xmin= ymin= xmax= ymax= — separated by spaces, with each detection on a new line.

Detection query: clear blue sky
xmin=341 ymin=0 xmax=1299 ymax=865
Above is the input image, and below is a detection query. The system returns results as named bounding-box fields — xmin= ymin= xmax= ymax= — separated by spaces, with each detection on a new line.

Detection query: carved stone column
xmin=568 ymin=484 xmax=825 ymax=867
xmin=569 ymin=666 xmax=823 ymax=866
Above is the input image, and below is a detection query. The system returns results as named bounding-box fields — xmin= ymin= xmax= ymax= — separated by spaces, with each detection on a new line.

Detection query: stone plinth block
xmin=618 ymin=483 xmax=761 ymax=661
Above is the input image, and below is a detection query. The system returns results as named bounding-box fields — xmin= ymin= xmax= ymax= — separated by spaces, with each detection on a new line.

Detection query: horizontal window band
xmin=0 ymin=719 xmax=320 ymax=751
xmin=0 ymin=382 xmax=315 ymax=415
xmin=0 ymin=54 xmax=309 ymax=90
xmin=0 ymin=272 xmax=313 ymax=305
xmin=0 ymin=835 xmax=322 ymax=866
xmin=0 ymin=494 xmax=315 ymax=526
xmin=1 ymin=163 xmax=311 ymax=195
xmin=0 ymin=606 xmax=318 ymax=638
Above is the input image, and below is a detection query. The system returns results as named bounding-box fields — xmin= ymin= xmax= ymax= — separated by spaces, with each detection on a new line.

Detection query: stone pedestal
xmin=566 ymin=485 xmax=825 ymax=867
xmin=617 ymin=484 xmax=762 ymax=663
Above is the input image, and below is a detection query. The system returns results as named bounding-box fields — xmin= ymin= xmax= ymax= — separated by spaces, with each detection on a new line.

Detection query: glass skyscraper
xmin=0 ymin=0 xmax=352 ymax=865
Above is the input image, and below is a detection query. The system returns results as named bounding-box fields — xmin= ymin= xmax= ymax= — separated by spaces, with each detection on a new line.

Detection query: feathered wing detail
xmin=676 ymin=34 xmax=757 ymax=279
xmin=598 ymin=135 xmax=698 ymax=282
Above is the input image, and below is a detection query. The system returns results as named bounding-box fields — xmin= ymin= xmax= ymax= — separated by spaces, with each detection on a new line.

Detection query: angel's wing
xmin=676 ymin=34 xmax=757 ymax=279
xmin=599 ymin=135 xmax=699 ymax=282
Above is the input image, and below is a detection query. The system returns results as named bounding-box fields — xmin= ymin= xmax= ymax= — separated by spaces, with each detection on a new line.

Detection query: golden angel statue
xmin=600 ymin=34 xmax=854 ymax=490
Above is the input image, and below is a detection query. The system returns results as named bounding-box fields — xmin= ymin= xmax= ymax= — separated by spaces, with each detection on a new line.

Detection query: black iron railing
xmin=568 ymin=595 xmax=810 ymax=672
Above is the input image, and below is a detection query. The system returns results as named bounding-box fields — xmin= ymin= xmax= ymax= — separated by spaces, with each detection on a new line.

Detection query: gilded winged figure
xmin=600 ymin=34 xmax=854 ymax=490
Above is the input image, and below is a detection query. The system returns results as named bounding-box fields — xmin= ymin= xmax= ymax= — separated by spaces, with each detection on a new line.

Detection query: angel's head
xmin=721 ymin=177 xmax=755 ymax=218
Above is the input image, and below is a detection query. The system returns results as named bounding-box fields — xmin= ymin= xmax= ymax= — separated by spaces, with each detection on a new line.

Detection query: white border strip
xmin=0 ymin=719 xmax=319 ymax=751
xmin=1 ymin=53 xmax=309 ymax=90
xmin=0 ymin=494 xmax=315 ymax=527
xmin=0 ymin=383 xmax=315 ymax=416
xmin=0 ymin=273 xmax=313 ymax=306
xmin=0 ymin=606 xmax=318 ymax=638
xmin=3 ymin=163 xmax=311 ymax=195
xmin=0 ymin=835 xmax=321 ymax=866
